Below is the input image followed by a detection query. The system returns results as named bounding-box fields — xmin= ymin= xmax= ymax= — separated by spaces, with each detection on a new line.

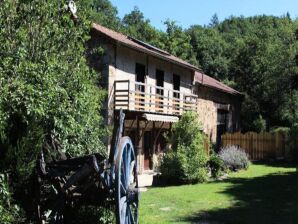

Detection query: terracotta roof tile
xmin=195 ymin=71 xmax=241 ymax=95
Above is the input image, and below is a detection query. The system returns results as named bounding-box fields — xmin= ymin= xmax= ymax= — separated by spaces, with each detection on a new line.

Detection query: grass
xmin=139 ymin=163 xmax=298 ymax=224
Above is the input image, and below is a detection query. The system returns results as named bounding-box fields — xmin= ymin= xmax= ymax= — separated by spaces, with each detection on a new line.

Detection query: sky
xmin=110 ymin=0 xmax=298 ymax=30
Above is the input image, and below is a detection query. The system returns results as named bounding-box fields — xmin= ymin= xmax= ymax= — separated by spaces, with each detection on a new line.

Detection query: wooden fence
xmin=221 ymin=132 xmax=286 ymax=160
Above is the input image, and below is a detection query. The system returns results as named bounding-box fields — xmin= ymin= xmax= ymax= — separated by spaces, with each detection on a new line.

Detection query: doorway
xmin=216 ymin=109 xmax=228 ymax=151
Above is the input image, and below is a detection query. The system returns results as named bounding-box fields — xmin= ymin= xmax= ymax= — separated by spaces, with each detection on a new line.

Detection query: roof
xmin=92 ymin=23 xmax=241 ymax=96
xmin=92 ymin=23 xmax=198 ymax=71
xmin=194 ymin=71 xmax=242 ymax=95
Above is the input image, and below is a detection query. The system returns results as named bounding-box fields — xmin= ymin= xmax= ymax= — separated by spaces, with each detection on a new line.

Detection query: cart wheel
xmin=115 ymin=137 xmax=139 ymax=224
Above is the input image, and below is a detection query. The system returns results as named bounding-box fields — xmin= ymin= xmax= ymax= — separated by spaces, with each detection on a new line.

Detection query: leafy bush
xmin=270 ymin=126 xmax=290 ymax=134
xmin=160 ymin=112 xmax=209 ymax=184
xmin=0 ymin=1 xmax=107 ymax=221
xmin=253 ymin=115 xmax=267 ymax=133
xmin=0 ymin=0 xmax=107 ymax=178
xmin=208 ymin=153 xmax=225 ymax=178
xmin=219 ymin=146 xmax=249 ymax=171
xmin=66 ymin=206 xmax=115 ymax=224
xmin=0 ymin=174 xmax=23 ymax=224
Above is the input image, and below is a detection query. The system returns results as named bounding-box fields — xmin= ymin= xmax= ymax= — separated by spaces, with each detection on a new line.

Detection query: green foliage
xmin=160 ymin=112 xmax=208 ymax=184
xmin=121 ymin=7 xmax=165 ymax=49
xmin=219 ymin=146 xmax=250 ymax=171
xmin=167 ymin=112 xmax=205 ymax=151
xmin=252 ymin=115 xmax=267 ymax=133
xmin=187 ymin=25 xmax=230 ymax=79
xmin=0 ymin=174 xmax=24 ymax=224
xmin=281 ymin=90 xmax=298 ymax=124
xmin=91 ymin=0 xmax=121 ymax=30
xmin=188 ymin=15 xmax=298 ymax=130
xmin=209 ymin=153 xmax=225 ymax=178
xmin=163 ymin=20 xmax=195 ymax=62
xmin=241 ymin=94 xmax=263 ymax=132
xmin=270 ymin=126 xmax=290 ymax=134
xmin=0 ymin=0 xmax=106 ymax=174
xmin=0 ymin=0 xmax=107 ymax=221
xmin=66 ymin=206 xmax=115 ymax=224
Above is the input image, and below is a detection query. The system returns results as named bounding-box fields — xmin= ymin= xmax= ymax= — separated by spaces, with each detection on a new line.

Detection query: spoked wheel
xmin=115 ymin=137 xmax=139 ymax=224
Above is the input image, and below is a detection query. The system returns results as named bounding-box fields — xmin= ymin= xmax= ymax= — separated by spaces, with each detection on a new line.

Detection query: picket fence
xmin=221 ymin=132 xmax=286 ymax=160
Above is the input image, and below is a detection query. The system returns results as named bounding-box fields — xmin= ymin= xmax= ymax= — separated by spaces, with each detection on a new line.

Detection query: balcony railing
xmin=114 ymin=80 xmax=197 ymax=115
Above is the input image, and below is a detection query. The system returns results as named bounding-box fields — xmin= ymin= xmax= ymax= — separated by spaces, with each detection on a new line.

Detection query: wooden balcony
xmin=114 ymin=80 xmax=197 ymax=115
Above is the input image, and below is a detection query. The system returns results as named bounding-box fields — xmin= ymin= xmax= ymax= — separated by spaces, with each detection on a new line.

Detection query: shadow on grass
xmin=180 ymin=166 xmax=298 ymax=224
xmin=253 ymin=160 xmax=297 ymax=169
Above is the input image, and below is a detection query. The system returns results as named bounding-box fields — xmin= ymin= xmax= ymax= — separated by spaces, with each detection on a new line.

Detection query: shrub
xmin=0 ymin=1 xmax=107 ymax=221
xmin=208 ymin=153 xmax=225 ymax=178
xmin=160 ymin=112 xmax=209 ymax=184
xmin=219 ymin=146 xmax=249 ymax=171
xmin=0 ymin=174 xmax=23 ymax=224
xmin=270 ymin=126 xmax=290 ymax=134
xmin=252 ymin=115 xmax=266 ymax=133
xmin=66 ymin=206 xmax=115 ymax=224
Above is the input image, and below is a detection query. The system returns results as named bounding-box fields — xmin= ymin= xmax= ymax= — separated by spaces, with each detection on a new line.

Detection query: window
xmin=156 ymin=69 xmax=164 ymax=87
xmin=156 ymin=69 xmax=164 ymax=95
xmin=135 ymin=63 xmax=145 ymax=83
xmin=156 ymin=69 xmax=164 ymax=111
xmin=173 ymin=74 xmax=180 ymax=99
xmin=135 ymin=63 xmax=146 ymax=109
xmin=173 ymin=74 xmax=180 ymax=91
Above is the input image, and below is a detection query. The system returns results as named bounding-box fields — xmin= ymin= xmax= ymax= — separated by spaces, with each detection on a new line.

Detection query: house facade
xmin=89 ymin=23 xmax=243 ymax=173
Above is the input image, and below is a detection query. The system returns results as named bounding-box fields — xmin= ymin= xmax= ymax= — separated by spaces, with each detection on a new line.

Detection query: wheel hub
xmin=126 ymin=187 xmax=139 ymax=203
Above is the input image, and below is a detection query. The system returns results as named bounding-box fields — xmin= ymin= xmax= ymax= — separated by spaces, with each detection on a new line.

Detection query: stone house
xmin=89 ymin=23 xmax=243 ymax=173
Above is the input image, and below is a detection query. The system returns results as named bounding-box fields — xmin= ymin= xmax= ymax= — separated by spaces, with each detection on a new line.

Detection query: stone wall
xmin=197 ymin=98 xmax=218 ymax=142
xmin=195 ymin=85 xmax=242 ymax=143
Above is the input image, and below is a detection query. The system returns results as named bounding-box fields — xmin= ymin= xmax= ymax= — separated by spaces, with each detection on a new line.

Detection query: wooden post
xmin=136 ymin=116 xmax=142 ymax=174
xmin=152 ymin=121 xmax=156 ymax=170
xmin=128 ymin=80 xmax=130 ymax=110
xmin=168 ymin=90 xmax=170 ymax=114
xmin=113 ymin=81 xmax=116 ymax=111
xmin=152 ymin=121 xmax=156 ymax=155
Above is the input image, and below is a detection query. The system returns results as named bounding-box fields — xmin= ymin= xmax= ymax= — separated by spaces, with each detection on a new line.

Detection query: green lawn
xmin=140 ymin=163 xmax=298 ymax=224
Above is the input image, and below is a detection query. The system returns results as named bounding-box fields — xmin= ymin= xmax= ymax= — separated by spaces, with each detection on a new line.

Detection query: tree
xmin=91 ymin=0 xmax=121 ymax=30
xmin=209 ymin=13 xmax=219 ymax=27
xmin=0 ymin=0 xmax=106 ymax=220
xmin=121 ymin=6 xmax=164 ymax=49
xmin=187 ymin=25 xmax=230 ymax=79
xmin=163 ymin=20 xmax=196 ymax=62
xmin=188 ymin=15 xmax=298 ymax=130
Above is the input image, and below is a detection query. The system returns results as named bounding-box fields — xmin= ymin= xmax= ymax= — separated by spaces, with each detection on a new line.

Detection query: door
xmin=216 ymin=109 xmax=228 ymax=151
